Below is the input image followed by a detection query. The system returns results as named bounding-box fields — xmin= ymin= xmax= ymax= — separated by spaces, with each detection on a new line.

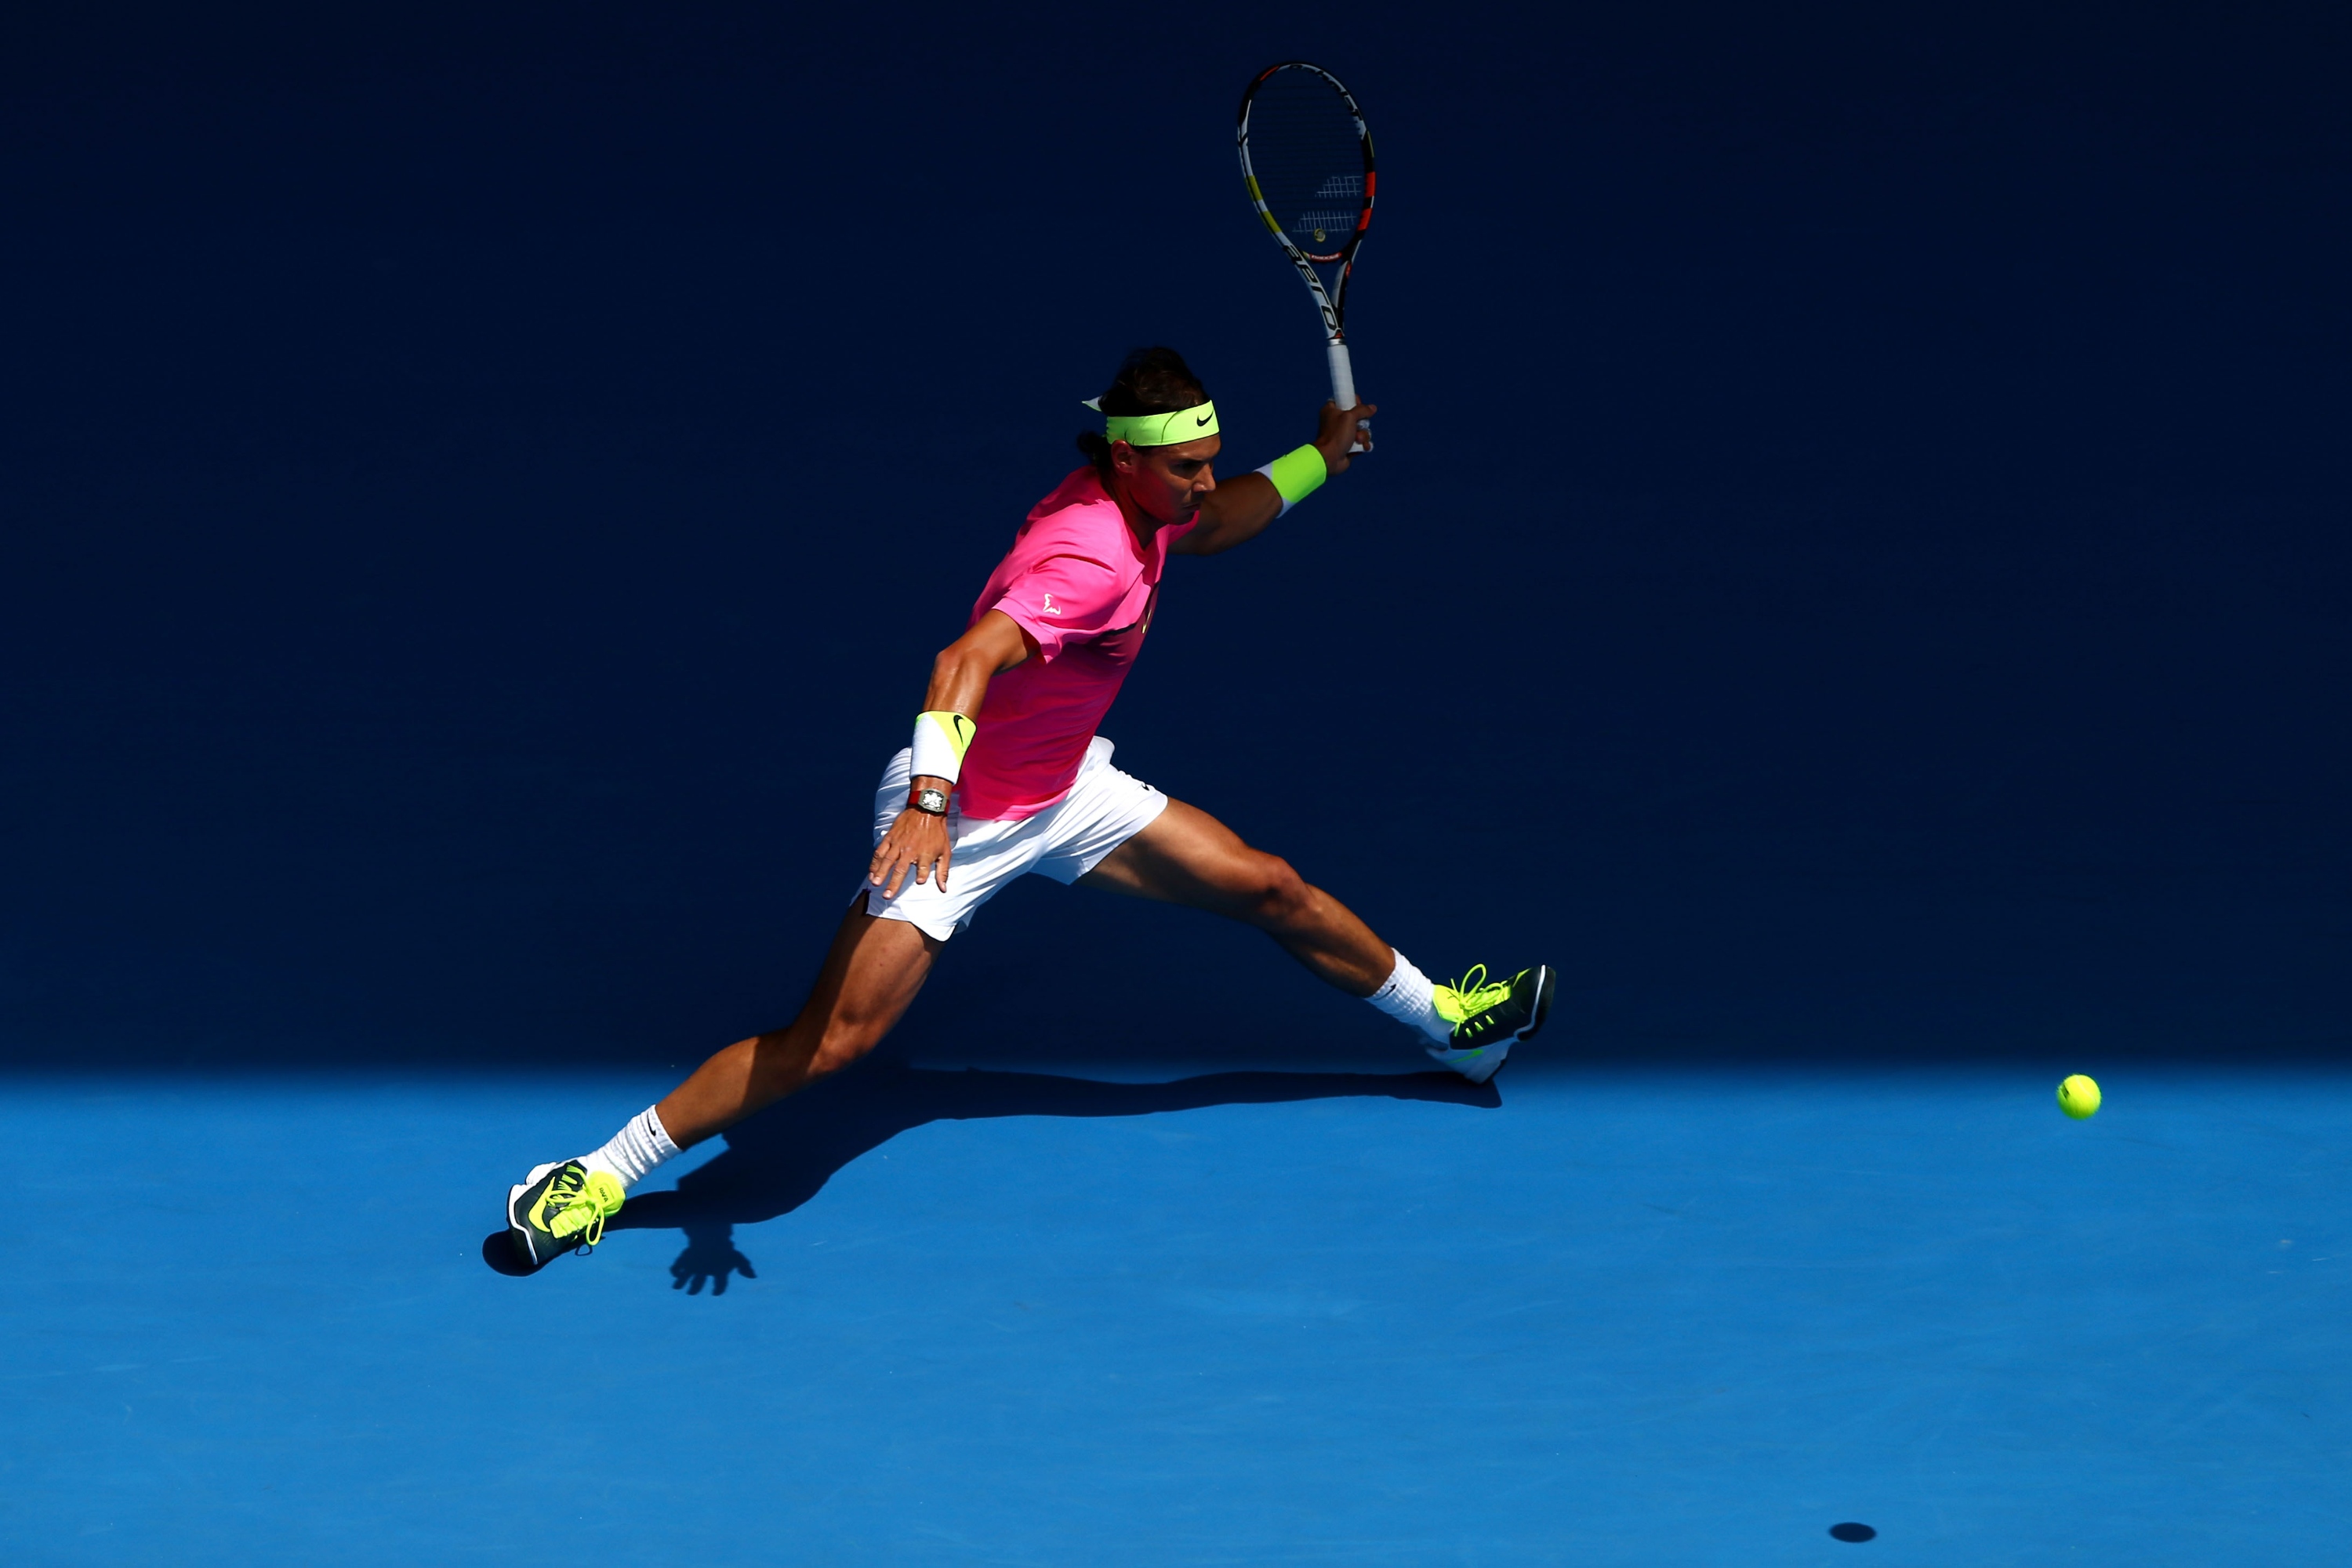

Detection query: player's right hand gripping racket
xmin=1237 ymin=61 xmax=1375 ymax=451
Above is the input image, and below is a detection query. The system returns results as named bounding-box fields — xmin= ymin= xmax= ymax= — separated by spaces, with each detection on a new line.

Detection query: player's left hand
xmin=1314 ymin=397 xmax=1375 ymax=473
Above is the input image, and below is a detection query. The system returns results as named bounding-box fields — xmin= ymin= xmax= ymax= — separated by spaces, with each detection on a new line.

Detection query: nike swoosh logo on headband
xmin=1196 ymin=413 xmax=1212 ymax=426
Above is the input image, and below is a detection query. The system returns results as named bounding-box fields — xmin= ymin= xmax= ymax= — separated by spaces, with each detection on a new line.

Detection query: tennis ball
xmin=2057 ymin=1074 xmax=2102 ymax=1120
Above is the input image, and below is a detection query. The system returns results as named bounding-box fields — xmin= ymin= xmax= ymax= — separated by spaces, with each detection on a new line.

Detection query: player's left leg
xmin=1083 ymin=797 xmax=1392 ymax=993
xmin=1078 ymin=799 xmax=1554 ymax=1079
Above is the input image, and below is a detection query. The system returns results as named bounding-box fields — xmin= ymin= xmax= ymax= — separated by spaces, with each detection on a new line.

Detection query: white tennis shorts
xmin=857 ymin=735 xmax=1168 ymax=942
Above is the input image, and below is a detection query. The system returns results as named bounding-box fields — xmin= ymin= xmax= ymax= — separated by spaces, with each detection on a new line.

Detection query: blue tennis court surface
xmin=5 ymin=1061 xmax=2343 ymax=1563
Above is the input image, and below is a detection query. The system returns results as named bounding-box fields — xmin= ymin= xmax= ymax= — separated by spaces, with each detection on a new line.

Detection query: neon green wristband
xmin=1259 ymin=445 xmax=1328 ymax=510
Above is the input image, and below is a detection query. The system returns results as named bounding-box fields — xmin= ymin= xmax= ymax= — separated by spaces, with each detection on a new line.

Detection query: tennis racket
xmin=1236 ymin=61 xmax=1375 ymax=451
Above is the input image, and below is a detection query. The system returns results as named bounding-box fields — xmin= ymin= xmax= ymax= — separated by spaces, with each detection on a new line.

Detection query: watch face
xmin=916 ymin=788 xmax=949 ymax=815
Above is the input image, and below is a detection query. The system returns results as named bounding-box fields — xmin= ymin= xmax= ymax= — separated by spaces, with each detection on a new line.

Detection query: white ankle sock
xmin=1367 ymin=953 xmax=1454 ymax=1046
xmin=579 ymin=1105 xmax=681 ymax=1191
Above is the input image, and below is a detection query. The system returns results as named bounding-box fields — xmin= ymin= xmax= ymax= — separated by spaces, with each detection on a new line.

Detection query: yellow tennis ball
xmin=2057 ymin=1074 xmax=2102 ymax=1120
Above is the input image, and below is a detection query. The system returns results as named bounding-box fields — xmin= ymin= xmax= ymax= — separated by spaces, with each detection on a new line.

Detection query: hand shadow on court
xmin=482 ymin=1057 xmax=1499 ymax=1293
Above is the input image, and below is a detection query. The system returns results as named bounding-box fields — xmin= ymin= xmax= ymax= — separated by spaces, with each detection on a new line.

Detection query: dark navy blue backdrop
xmin=3 ymin=2 xmax=2347 ymax=1070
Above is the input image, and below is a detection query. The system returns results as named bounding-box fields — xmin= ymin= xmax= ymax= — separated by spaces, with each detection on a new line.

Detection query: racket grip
xmin=1327 ymin=340 xmax=1368 ymax=454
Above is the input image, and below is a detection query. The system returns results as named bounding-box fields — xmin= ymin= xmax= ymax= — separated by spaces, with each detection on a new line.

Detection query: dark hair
xmin=1076 ymin=346 xmax=1210 ymax=477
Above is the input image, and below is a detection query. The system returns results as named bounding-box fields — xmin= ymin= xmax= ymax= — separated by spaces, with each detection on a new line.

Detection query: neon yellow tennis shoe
xmin=506 ymin=1160 xmax=625 ymax=1271
xmin=1428 ymin=964 xmax=1556 ymax=1083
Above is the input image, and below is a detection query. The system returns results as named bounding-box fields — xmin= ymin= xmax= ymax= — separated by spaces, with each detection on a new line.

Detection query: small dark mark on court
xmin=1830 ymin=1522 xmax=1878 ymax=1543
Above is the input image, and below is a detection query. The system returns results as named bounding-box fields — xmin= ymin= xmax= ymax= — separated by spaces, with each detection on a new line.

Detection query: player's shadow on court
xmin=546 ymin=1058 xmax=1498 ymax=1294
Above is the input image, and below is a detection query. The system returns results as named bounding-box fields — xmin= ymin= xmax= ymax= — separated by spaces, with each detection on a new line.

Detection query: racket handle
xmin=1327 ymin=340 xmax=1368 ymax=454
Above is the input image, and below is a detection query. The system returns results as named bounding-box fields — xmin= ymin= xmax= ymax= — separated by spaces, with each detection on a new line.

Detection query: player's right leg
xmin=503 ymin=741 xmax=1032 ymax=1273
xmin=503 ymin=903 xmax=938 ymax=1272
xmin=654 ymin=904 xmax=942 ymax=1146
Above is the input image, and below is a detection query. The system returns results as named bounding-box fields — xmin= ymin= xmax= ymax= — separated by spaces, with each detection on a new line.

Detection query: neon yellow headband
xmin=1082 ymin=398 xmax=1220 ymax=446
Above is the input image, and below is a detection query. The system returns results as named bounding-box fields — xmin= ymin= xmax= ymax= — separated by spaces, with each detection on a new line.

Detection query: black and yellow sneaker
xmin=506 ymin=1160 xmax=625 ymax=1272
xmin=1428 ymin=964 xmax=1556 ymax=1083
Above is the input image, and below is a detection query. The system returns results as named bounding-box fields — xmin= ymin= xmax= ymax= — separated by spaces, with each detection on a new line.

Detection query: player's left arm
xmin=1173 ymin=398 xmax=1376 ymax=557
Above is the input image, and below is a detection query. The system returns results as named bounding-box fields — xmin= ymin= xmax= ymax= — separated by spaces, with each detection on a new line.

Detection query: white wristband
xmin=910 ymin=710 xmax=976 ymax=783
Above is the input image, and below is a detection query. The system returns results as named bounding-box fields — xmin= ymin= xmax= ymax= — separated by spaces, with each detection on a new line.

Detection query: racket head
xmin=1237 ymin=62 xmax=1374 ymax=267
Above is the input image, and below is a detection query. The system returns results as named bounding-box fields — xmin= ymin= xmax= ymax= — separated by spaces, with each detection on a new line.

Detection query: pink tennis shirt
xmin=956 ymin=466 xmax=1194 ymax=821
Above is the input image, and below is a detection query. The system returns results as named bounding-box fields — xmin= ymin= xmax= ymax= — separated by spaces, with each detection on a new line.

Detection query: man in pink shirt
xmin=505 ymin=347 xmax=1555 ymax=1269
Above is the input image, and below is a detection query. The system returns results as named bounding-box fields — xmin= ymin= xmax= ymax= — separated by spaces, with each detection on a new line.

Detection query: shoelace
xmin=1443 ymin=964 xmax=1512 ymax=1020
xmin=544 ymin=1171 xmax=613 ymax=1247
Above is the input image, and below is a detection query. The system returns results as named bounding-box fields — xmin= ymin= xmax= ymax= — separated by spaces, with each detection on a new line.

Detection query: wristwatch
xmin=910 ymin=786 xmax=949 ymax=816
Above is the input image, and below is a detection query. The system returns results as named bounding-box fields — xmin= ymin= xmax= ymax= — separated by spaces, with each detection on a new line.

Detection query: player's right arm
xmin=868 ymin=609 xmax=1035 ymax=897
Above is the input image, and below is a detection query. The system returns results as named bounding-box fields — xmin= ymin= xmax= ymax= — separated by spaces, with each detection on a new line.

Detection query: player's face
xmin=1113 ymin=435 xmax=1220 ymax=526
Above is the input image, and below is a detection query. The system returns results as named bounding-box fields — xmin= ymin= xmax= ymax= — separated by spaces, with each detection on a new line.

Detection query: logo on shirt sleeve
xmin=1040 ymin=593 xmax=1062 ymax=616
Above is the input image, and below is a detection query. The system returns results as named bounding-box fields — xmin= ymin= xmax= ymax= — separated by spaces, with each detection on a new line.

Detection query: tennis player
xmin=505 ymin=347 xmax=1556 ymax=1269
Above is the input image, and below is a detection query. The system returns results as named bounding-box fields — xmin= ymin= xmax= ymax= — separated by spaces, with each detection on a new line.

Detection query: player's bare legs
xmin=1080 ymin=798 xmax=1553 ymax=1082
xmin=1079 ymin=799 xmax=1395 ymax=996
xmin=654 ymin=903 xmax=942 ymax=1148
xmin=503 ymin=903 xmax=935 ymax=1269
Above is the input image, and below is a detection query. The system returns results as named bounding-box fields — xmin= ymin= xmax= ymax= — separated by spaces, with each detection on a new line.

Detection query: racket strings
xmin=1243 ymin=71 xmax=1369 ymax=260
